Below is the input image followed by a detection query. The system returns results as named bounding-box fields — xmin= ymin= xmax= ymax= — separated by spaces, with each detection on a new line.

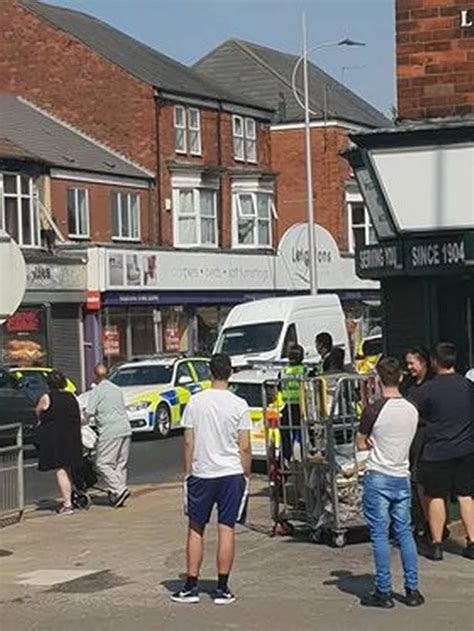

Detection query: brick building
xmin=195 ymin=39 xmax=390 ymax=253
xmin=396 ymin=0 xmax=474 ymax=119
xmin=0 ymin=93 xmax=152 ymax=389
xmin=347 ymin=0 xmax=474 ymax=370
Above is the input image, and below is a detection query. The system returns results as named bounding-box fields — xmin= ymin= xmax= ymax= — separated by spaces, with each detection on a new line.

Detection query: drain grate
xmin=48 ymin=570 xmax=130 ymax=594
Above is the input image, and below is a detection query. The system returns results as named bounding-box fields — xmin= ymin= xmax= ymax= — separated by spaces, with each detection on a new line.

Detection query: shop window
xmin=130 ymin=308 xmax=156 ymax=358
xmin=174 ymin=106 xmax=202 ymax=156
xmin=162 ymin=306 xmax=190 ymax=353
xmin=173 ymin=188 xmax=217 ymax=247
xmin=196 ymin=306 xmax=219 ymax=355
xmin=233 ymin=191 xmax=275 ymax=248
xmin=348 ymin=201 xmax=376 ymax=253
xmin=232 ymin=116 xmax=257 ymax=163
xmin=67 ymin=188 xmax=89 ymax=238
xmin=111 ymin=192 xmax=140 ymax=241
xmin=0 ymin=173 xmax=40 ymax=247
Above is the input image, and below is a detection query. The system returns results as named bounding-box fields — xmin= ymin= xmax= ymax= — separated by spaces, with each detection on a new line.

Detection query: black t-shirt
xmin=417 ymin=373 xmax=474 ymax=461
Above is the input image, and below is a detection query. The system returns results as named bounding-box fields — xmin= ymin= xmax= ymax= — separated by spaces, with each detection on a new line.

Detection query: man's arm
xmin=356 ymin=401 xmax=380 ymax=451
xmin=356 ymin=432 xmax=372 ymax=451
xmin=239 ymin=430 xmax=252 ymax=479
xmin=183 ymin=428 xmax=194 ymax=476
xmin=85 ymin=386 xmax=98 ymax=419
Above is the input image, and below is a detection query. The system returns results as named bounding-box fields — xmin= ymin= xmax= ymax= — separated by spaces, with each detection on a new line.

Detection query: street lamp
xmin=292 ymin=14 xmax=365 ymax=295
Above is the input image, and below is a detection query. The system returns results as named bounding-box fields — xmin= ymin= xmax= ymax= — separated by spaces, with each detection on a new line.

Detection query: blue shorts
xmin=184 ymin=474 xmax=248 ymax=528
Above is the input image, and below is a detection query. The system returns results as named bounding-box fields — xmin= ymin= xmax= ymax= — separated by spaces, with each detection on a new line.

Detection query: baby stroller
xmin=71 ymin=425 xmax=99 ymax=510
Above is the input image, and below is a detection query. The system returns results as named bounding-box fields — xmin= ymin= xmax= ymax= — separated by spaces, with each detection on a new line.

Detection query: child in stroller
xmin=71 ymin=425 xmax=99 ymax=509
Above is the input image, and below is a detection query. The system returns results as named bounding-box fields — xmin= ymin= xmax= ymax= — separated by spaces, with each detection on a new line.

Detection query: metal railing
xmin=0 ymin=424 xmax=25 ymax=522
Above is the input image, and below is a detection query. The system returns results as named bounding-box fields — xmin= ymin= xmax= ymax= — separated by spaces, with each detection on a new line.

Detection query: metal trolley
xmin=263 ymin=373 xmax=379 ymax=547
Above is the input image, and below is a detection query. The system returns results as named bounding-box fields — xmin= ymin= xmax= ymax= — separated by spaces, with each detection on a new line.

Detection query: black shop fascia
xmin=345 ymin=117 xmax=474 ymax=370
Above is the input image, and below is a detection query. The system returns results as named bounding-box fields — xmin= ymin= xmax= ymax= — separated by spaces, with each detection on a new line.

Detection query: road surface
xmin=24 ymin=434 xmax=183 ymax=505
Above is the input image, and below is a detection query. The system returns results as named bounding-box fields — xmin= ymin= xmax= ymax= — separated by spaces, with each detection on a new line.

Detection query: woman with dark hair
xmin=402 ymin=347 xmax=433 ymax=538
xmin=35 ymin=370 xmax=82 ymax=515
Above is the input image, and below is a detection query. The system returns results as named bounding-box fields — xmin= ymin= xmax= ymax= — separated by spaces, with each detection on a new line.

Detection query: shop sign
xmin=5 ymin=310 xmax=41 ymax=333
xmin=356 ymin=242 xmax=404 ymax=278
xmin=406 ymin=235 xmax=467 ymax=273
xmin=103 ymin=326 xmax=120 ymax=357
xmin=461 ymin=9 xmax=473 ymax=28
xmin=26 ymin=262 xmax=86 ymax=291
xmin=86 ymin=290 xmax=101 ymax=311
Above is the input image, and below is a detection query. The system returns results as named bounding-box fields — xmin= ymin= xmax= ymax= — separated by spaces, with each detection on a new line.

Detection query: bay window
xmin=174 ymin=188 xmax=218 ymax=247
xmin=67 ymin=188 xmax=89 ymax=238
xmin=111 ymin=192 xmax=140 ymax=241
xmin=233 ymin=191 xmax=274 ymax=248
xmin=0 ymin=173 xmax=40 ymax=247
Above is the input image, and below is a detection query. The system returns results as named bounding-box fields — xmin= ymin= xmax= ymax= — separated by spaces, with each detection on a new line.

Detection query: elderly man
xmin=86 ymin=364 xmax=132 ymax=508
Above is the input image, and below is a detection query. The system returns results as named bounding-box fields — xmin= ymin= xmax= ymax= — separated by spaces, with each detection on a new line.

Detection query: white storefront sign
xmin=26 ymin=261 xmax=86 ymax=291
xmin=84 ymin=224 xmax=377 ymax=294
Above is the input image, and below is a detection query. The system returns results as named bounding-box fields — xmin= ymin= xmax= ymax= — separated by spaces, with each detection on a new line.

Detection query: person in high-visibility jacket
xmin=280 ymin=344 xmax=307 ymax=462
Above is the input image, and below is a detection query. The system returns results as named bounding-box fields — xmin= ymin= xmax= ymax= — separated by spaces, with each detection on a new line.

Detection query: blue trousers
xmin=363 ymin=471 xmax=418 ymax=594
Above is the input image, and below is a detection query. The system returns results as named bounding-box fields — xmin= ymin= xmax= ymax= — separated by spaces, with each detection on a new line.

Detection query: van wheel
xmin=153 ymin=404 xmax=171 ymax=439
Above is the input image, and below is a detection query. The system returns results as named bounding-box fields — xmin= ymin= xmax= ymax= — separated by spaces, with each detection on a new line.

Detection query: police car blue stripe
xmin=161 ymin=390 xmax=179 ymax=406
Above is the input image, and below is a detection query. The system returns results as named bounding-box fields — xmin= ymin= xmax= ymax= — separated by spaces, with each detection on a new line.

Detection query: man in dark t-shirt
xmin=417 ymin=343 xmax=474 ymax=561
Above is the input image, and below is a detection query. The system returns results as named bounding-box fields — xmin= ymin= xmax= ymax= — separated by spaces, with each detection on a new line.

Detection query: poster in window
xmin=108 ymin=253 xmax=125 ymax=287
xmin=143 ymin=254 xmax=158 ymax=286
xmin=103 ymin=326 xmax=121 ymax=357
xmin=126 ymin=253 xmax=141 ymax=287
xmin=164 ymin=325 xmax=180 ymax=352
xmin=3 ymin=308 xmax=47 ymax=366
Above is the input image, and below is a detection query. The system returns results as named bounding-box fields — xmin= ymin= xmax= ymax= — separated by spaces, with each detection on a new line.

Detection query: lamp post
xmin=292 ymin=14 xmax=365 ymax=295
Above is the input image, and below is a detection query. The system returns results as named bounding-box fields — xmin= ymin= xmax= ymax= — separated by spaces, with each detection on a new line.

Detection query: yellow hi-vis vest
xmin=281 ymin=364 xmax=307 ymax=404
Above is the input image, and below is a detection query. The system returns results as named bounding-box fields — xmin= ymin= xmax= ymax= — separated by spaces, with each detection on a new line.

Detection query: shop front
xmin=347 ymin=119 xmax=474 ymax=372
xmin=0 ymin=253 xmax=87 ymax=389
xmin=80 ymin=226 xmax=378 ymax=384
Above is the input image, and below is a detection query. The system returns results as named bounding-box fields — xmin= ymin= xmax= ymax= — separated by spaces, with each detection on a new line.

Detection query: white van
xmin=214 ymin=295 xmax=350 ymax=367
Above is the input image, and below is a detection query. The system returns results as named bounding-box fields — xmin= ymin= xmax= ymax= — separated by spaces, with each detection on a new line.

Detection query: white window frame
xmin=0 ymin=172 xmax=40 ymax=247
xmin=173 ymin=187 xmax=218 ymax=248
xmin=347 ymin=199 xmax=376 ymax=253
xmin=67 ymin=187 xmax=90 ymax=239
xmin=232 ymin=191 xmax=274 ymax=249
xmin=232 ymin=115 xmax=257 ymax=163
xmin=174 ymin=105 xmax=187 ymax=154
xmin=112 ymin=192 xmax=140 ymax=242
xmin=188 ymin=108 xmax=202 ymax=156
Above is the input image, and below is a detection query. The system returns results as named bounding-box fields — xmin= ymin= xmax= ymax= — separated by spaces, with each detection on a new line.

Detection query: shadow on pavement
xmin=323 ymin=570 xmax=374 ymax=601
xmin=161 ymin=574 xmax=217 ymax=595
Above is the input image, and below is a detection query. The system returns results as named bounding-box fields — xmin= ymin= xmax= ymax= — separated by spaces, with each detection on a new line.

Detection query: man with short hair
xmin=171 ymin=354 xmax=251 ymax=606
xmin=357 ymin=357 xmax=424 ymax=609
xmin=315 ymin=332 xmax=333 ymax=373
xmin=418 ymin=343 xmax=474 ymax=561
xmin=86 ymin=364 xmax=132 ymax=508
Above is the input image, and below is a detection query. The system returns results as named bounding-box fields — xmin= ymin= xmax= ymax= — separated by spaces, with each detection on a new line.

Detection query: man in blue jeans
xmin=357 ymin=357 xmax=424 ymax=608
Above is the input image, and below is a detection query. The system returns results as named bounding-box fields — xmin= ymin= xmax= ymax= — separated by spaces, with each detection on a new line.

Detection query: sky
xmin=51 ymin=0 xmax=396 ymax=116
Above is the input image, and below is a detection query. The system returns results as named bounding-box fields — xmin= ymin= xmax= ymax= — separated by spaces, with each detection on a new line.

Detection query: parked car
xmin=79 ymin=356 xmax=211 ymax=439
xmin=0 ymin=367 xmax=77 ymax=444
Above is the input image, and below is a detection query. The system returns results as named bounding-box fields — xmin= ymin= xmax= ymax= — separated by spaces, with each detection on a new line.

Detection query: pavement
xmin=23 ymin=434 xmax=183 ymax=504
xmin=1 ymin=479 xmax=473 ymax=631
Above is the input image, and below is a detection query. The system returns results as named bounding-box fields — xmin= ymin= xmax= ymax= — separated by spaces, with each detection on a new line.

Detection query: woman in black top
xmin=403 ymin=347 xmax=433 ymax=537
xmin=35 ymin=370 xmax=82 ymax=514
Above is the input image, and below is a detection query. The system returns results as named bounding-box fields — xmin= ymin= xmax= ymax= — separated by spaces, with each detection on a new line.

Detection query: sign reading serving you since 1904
xmin=406 ymin=235 xmax=466 ymax=273
xmin=356 ymin=242 xmax=404 ymax=277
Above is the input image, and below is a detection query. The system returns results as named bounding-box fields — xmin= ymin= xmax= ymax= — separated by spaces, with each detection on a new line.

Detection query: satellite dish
xmin=0 ymin=230 xmax=26 ymax=325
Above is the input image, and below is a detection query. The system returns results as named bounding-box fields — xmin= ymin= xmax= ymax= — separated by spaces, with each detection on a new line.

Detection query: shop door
xmin=51 ymin=304 xmax=82 ymax=391
xmin=436 ymin=276 xmax=474 ymax=372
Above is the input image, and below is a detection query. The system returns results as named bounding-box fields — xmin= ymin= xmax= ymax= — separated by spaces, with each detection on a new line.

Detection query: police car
xmin=229 ymin=368 xmax=282 ymax=460
xmin=90 ymin=356 xmax=211 ymax=438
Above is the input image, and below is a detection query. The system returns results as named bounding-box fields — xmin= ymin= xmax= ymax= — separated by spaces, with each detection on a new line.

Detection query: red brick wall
xmin=271 ymin=126 xmax=351 ymax=251
xmin=0 ymin=1 xmax=157 ymax=173
xmin=50 ymin=178 xmax=151 ymax=244
xmin=397 ymin=0 xmax=474 ymax=119
xmin=1 ymin=0 xmax=273 ymax=249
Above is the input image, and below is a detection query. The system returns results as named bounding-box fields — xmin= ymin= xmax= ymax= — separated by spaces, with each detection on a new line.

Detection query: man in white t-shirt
xmin=357 ymin=357 xmax=424 ymax=609
xmin=171 ymin=354 xmax=252 ymax=606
